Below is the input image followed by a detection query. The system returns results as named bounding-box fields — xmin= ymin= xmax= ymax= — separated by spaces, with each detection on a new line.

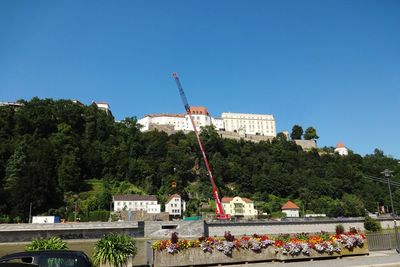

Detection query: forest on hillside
xmin=0 ymin=98 xmax=399 ymax=222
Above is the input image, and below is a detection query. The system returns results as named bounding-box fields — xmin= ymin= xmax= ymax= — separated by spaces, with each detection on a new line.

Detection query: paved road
xmin=228 ymin=250 xmax=400 ymax=267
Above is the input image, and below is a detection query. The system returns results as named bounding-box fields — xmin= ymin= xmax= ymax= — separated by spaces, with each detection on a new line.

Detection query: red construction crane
xmin=172 ymin=72 xmax=230 ymax=220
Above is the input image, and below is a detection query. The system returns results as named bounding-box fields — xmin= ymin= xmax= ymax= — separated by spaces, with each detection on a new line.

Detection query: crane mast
xmin=172 ymin=73 xmax=230 ymax=220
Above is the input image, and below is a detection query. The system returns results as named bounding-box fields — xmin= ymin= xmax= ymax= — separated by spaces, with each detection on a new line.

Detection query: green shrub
xmin=335 ymin=224 xmax=345 ymax=235
xmin=92 ymin=233 xmax=137 ymax=267
xmin=26 ymin=236 xmax=67 ymax=251
xmin=79 ymin=210 xmax=110 ymax=222
xmin=364 ymin=216 xmax=381 ymax=232
xmin=0 ymin=215 xmax=11 ymax=223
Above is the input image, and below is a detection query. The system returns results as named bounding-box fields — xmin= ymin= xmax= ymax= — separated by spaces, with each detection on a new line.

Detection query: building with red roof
xmin=334 ymin=142 xmax=349 ymax=156
xmin=281 ymin=200 xmax=300 ymax=217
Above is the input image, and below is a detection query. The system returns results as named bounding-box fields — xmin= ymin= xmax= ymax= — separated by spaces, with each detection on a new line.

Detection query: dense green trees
xmin=304 ymin=127 xmax=319 ymax=140
xmin=290 ymin=125 xmax=303 ymax=140
xmin=0 ymin=98 xmax=399 ymax=221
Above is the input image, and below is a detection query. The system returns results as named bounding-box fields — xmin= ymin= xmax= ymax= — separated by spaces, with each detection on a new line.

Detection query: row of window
xmin=116 ymin=201 xmax=157 ymax=206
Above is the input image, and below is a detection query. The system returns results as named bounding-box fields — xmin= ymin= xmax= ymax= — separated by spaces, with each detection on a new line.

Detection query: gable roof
xmin=222 ymin=196 xmax=253 ymax=203
xmin=113 ymin=194 xmax=157 ymax=202
xmin=166 ymin=194 xmax=181 ymax=203
xmin=281 ymin=200 xmax=300 ymax=210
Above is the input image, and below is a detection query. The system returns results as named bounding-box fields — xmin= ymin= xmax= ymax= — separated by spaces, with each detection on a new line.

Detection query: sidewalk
xmin=228 ymin=250 xmax=400 ymax=267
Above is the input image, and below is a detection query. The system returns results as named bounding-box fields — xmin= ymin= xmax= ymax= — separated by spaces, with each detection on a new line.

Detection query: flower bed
xmin=152 ymin=229 xmax=368 ymax=267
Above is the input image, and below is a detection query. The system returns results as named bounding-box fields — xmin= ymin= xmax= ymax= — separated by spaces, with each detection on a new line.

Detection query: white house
xmin=165 ymin=194 xmax=186 ymax=217
xmin=281 ymin=200 xmax=300 ymax=217
xmin=112 ymin=194 xmax=160 ymax=213
xmin=334 ymin=143 xmax=349 ymax=156
xmin=221 ymin=196 xmax=258 ymax=219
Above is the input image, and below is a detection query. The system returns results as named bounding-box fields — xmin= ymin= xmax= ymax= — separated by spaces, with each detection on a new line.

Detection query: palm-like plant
xmin=92 ymin=233 xmax=137 ymax=267
xmin=26 ymin=236 xmax=68 ymax=251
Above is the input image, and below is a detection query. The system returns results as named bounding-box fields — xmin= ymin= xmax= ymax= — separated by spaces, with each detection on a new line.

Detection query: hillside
xmin=0 ymin=98 xmax=399 ymax=222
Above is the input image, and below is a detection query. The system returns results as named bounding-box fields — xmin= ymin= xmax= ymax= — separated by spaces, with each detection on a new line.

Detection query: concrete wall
xmin=0 ymin=222 xmax=144 ymax=242
xmin=144 ymin=221 xmax=204 ymax=238
xmin=0 ymin=218 xmax=397 ymax=243
xmin=205 ymin=220 xmax=366 ymax=237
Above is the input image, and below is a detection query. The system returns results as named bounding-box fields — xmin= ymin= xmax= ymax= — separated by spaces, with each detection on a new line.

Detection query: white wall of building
xmin=138 ymin=110 xmax=276 ymax=137
xmin=282 ymin=209 xmax=300 ymax=217
xmin=335 ymin=147 xmax=349 ymax=156
xmin=211 ymin=117 xmax=225 ymax=130
xmin=165 ymin=195 xmax=186 ymax=216
xmin=114 ymin=200 xmax=160 ymax=213
xmin=147 ymin=204 xmax=161 ymax=214
xmin=221 ymin=112 xmax=276 ymax=137
xmin=185 ymin=114 xmax=212 ymax=131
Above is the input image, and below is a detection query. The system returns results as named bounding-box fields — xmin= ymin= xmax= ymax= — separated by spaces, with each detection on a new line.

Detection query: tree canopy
xmin=0 ymin=98 xmax=399 ymax=221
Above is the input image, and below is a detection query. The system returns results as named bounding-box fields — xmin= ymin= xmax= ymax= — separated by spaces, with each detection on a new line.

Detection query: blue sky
xmin=0 ymin=0 xmax=399 ymax=159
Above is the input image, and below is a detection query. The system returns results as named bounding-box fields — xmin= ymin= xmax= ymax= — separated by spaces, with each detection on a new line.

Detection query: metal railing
xmin=367 ymin=232 xmax=400 ymax=251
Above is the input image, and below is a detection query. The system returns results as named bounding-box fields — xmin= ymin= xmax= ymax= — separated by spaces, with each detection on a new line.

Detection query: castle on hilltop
xmin=138 ymin=106 xmax=277 ymax=140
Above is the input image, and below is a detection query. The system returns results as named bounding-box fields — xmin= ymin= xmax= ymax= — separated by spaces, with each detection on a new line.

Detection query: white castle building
xmin=221 ymin=112 xmax=276 ymax=136
xmin=138 ymin=107 xmax=276 ymax=137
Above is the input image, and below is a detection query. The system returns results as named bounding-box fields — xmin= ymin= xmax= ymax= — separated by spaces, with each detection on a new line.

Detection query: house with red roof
xmin=222 ymin=196 xmax=258 ymax=219
xmin=334 ymin=142 xmax=349 ymax=156
xmin=281 ymin=200 xmax=300 ymax=217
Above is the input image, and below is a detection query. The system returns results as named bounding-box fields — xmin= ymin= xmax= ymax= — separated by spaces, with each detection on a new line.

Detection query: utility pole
xmin=28 ymin=202 xmax=32 ymax=224
xmin=381 ymin=169 xmax=399 ymax=253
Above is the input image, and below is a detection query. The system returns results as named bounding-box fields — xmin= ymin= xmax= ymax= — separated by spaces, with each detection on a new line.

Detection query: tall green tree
xmin=290 ymin=125 xmax=303 ymax=140
xmin=58 ymin=153 xmax=81 ymax=193
xmin=304 ymin=127 xmax=319 ymax=140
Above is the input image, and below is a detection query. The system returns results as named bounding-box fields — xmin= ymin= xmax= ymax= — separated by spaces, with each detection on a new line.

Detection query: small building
xmin=165 ymin=194 xmax=186 ymax=217
xmin=222 ymin=196 xmax=258 ymax=219
xmin=112 ymin=194 xmax=160 ymax=213
xmin=334 ymin=143 xmax=349 ymax=156
xmin=93 ymin=101 xmax=112 ymax=115
xmin=0 ymin=101 xmax=24 ymax=108
xmin=281 ymin=200 xmax=300 ymax=217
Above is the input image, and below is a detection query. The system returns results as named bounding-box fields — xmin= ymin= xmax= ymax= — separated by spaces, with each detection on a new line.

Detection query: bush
xmin=82 ymin=210 xmax=110 ymax=222
xmin=335 ymin=224 xmax=345 ymax=235
xmin=26 ymin=236 xmax=67 ymax=251
xmin=364 ymin=216 xmax=381 ymax=232
xmin=92 ymin=233 xmax=137 ymax=267
xmin=0 ymin=215 xmax=11 ymax=223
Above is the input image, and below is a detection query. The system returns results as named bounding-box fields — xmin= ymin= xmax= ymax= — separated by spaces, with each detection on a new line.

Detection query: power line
xmin=363 ymin=175 xmax=400 ymax=187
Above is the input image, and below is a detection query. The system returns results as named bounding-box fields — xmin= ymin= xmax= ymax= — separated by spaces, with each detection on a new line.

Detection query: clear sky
xmin=0 ymin=0 xmax=399 ymax=159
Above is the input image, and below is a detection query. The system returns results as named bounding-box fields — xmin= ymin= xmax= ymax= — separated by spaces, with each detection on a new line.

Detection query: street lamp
xmin=381 ymin=169 xmax=399 ymax=253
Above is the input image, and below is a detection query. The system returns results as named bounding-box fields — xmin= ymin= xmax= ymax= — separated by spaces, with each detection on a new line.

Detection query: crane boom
xmin=172 ymin=72 xmax=230 ymax=220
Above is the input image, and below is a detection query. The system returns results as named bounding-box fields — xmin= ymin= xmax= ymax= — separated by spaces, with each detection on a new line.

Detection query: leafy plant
xmin=364 ymin=216 xmax=381 ymax=232
xmin=92 ymin=233 xmax=137 ymax=267
xmin=276 ymin=234 xmax=290 ymax=243
xmin=26 ymin=236 xmax=67 ymax=251
xmin=171 ymin=232 xmax=179 ymax=244
xmin=224 ymin=231 xmax=235 ymax=242
xmin=335 ymin=224 xmax=345 ymax=235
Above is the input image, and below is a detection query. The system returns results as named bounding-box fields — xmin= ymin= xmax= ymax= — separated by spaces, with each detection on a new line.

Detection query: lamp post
xmin=381 ymin=169 xmax=399 ymax=253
